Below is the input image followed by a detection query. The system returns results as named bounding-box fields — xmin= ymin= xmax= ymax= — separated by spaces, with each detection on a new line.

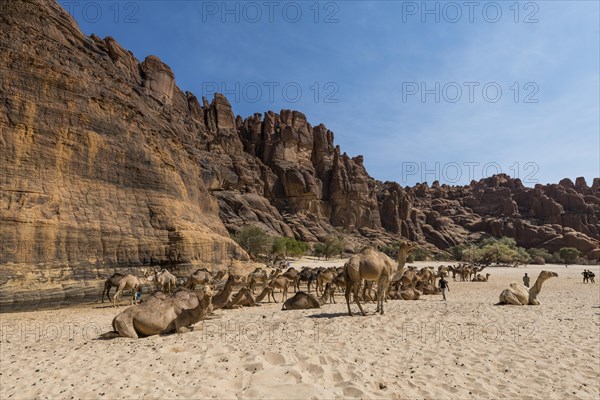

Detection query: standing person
xmin=439 ymin=275 xmax=449 ymax=301
xmin=582 ymin=270 xmax=589 ymax=284
xmin=523 ymin=273 xmax=530 ymax=288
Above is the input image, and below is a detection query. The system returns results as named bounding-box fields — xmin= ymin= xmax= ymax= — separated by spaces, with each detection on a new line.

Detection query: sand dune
xmin=1 ymin=263 xmax=599 ymax=399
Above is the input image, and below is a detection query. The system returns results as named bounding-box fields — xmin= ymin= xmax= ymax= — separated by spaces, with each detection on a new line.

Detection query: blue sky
xmin=59 ymin=0 xmax=599 ymax=186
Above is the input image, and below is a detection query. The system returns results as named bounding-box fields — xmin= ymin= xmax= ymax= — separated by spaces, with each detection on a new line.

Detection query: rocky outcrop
xmin=0 ymin=0 xmax=598 ymax=308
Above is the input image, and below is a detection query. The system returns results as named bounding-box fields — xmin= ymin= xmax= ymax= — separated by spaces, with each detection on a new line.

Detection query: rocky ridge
xmin=0 ymin=0 xmax=598 ymax=308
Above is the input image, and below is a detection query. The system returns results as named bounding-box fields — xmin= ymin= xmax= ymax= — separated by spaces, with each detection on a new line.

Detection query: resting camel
xmin=224 ymin=286 xmax=275 ymax=308
xmin=113 ymin=274 xmax=142 ymax=307
xmin=388 ymin=286 xmax=422 ymax=300
xmin=281 ymin=284 xmax=336 ymax=310
xmin=212 ymin=274 xmax=245 ymax=310
xmin=471 ymin=266 xmax=487 ymax=281
xmin=498 ymin=270 xmax=558 ymax=305
xmin=150 ymin=269 xmax=177 ymax=293
xmin=415 ymin=280 xmax=441 ymax=294
xmin=101 ymin=273 xmax=124 ymax=303
xmin=345 ymin=241 xmax=415 ymax=316
xmin=472 ymin=273 xmax=491 ymax=282
xmin=185 ymin=268 xmax=226 ymax=290
xmin=101 ymin=286 xmax=214 ymax=339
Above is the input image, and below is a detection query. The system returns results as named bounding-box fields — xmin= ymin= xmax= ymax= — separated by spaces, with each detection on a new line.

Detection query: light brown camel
xmin=344 ymin=241 xmax=415 ymax=316
xmin=316 ymin=268 xmax=336 ymax=295
xmin=415 ymin=280 xmax=441 ymax=294
xmin=102 ymin=273 xmax=124 ymax=303
xmin=224 ymin=286 xmax=275 ymax=308
xmin=113 ymin=274 xmax=142 ymax=307
xmin=101 ymin=286 xmax=213 ymax=339
xmin=498 ymin=270 xmax=558 ymax=305
xmin=268 ymin=275 xmax=294 ymax=302
xmin=150 ymin=269 xmax=177 ymax=293
xmin=185 ymin=268 xmax=226 ymax=290
xmin=331 ymin=271 xmax=347 ymax=292
xmin=472 ymin=273 xmax=491 ymax=282
xmin=247 ymin=268 xmax=270 ymax=293
xmin=281 ymin=267 xmax=301 ymax=292
xmin=212 ymin=274 xmax=245 ymax=310
xmin=471 ymin=266 xmax=487 ymax=281
xmin=281 ymin=284 xmax=336 ymax=310
xmin=418 ymin=267 xmax=436 ymax=286
xmin=388 ymin=286 xmax=422 ymax=300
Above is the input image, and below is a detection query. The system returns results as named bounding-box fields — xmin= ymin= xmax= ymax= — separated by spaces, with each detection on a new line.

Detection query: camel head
xmin=538 ymin=270 xmax=558 ymax=281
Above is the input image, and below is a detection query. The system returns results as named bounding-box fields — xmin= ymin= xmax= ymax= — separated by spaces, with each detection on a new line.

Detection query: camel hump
xmin=359 ymin=247 xmax=377 ymax=255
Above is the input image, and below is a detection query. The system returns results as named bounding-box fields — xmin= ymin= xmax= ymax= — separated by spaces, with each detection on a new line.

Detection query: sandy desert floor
xmin=1 ymin=262 xmax=599 ymax=399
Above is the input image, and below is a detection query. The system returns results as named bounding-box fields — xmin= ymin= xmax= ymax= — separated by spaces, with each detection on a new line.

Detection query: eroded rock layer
xmin=1 ymin=0 xmax=598 ymax=308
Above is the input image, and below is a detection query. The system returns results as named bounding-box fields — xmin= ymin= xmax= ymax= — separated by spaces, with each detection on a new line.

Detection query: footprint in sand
xmin=342 ymin=386 xmax=364 ymax=397
xmin=263 ymin=352 xmax=286 ymax=365
xmin=243 ymin=362 xmax=264 ymax=372
xmin=305 ymin=363 xmax=324 ymax=376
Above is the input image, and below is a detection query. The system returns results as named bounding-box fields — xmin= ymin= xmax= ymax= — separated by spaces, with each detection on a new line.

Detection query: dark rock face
xmin=0 ymin=0 xmax=598 ymax=307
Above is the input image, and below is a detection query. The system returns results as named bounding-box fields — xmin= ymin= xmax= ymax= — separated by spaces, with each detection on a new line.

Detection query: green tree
xmin=324 ymin=235 xmax=346 ymax=260
xmin=233 ymin=225 xmax=273 ymax=260
xmin=313 ymin=243 xmax=326 ymax=259
xmin=271 ymin=237 xmax=309 ymax=260
xmin=559 ymin=247 xmax=580 ymax=266
xmin=527 ymin=248 xmax=552 ymax=263
xmin=449 ymin=244 xmax=466 ymax=261
xmin=411 ymin=247 xmax=432 ymax=262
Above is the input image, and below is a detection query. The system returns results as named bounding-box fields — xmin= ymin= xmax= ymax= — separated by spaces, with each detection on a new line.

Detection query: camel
xmin=281 ymin=284 xmax=336 ymax=310
xmin=268 ymin=275 xmax=294 ymax=302
xmin=298 ymin=267 xmax=317 ymax=292
xmin=101 ymin=286 xmax=214 ymax=339
xmin=388 ymin=286 xmax=422 ymax=300
xmin=472 ymin=273 xmax=491 ymax=282
xmin=247 ymin=267 xmax=276 ymax=293
xmin=415 ymin=280 xmax=441 ymax=294
xmin=101 ymin=273 xmax=124 ymax=303
xmin=224 ymin=286 xmax=275 ymax=308
xmin=212 ymin=274 xmax=245 ymax=310
xmin=150 ymin=269 xmax=177 ymax=293
xmin=498 ymin=270 xmax=558 ymax=305
xmin=344 ymin=241 xmax=415 ymax=316
xmin=331 ymin=271 xmax=347 ymax=292
xmin=185 ymin=268 xmax=226 ymax=290
xmin=417 ymin=267 xmax=436 ymax=286
xmin=113 ymin=274 xmax=142 ymax=307
xmin=282 ymin=267 xmax=301 ymax=292
xmin=471 ymin=266 xmax=487 ymax=281
xmin=316 ymin=268 xmax=336 ymax=295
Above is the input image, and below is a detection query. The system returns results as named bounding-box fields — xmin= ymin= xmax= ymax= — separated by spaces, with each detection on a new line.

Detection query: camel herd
xmin=100 ymin=243 xmax=561 ymax=339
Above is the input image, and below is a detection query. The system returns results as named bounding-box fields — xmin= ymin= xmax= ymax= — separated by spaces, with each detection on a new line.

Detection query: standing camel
xmin=113 ymin=274 xmax=142 ymax=307
xmin=344 ymin=241 xmax=415 ymax=316
xmin=101 ymin=273 xmax=124 ymax=303
xmin=150 ymin=269 xmax=177 ymax=293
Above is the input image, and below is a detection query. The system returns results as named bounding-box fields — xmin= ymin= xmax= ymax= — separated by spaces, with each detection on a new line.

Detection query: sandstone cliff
xmin=1 ymin=0 xmax=598 ymax=308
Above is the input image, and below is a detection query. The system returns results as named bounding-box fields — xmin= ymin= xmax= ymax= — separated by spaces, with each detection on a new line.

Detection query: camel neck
xmin=529 ymin=276 xmax=547 ymax=301
xmin=255 ymin=288 xmax=269 ymax=302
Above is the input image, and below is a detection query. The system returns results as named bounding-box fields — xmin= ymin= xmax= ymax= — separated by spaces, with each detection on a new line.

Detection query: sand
xmin=1 ymin=262 xmax=599 ymax=399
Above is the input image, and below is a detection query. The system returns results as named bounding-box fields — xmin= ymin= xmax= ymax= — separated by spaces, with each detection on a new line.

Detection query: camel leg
xmin=500 ymin=290 xmax=523 ymax=306
xmin=345 ymin=282 xmax=353 ymax=316
xmin=113 ymin=289 xmax=121 ymax=308
xmin=352 ymin=282 xmax=366 ymax=316
xmin=113 ymin=313 xmax=139 ymax=339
